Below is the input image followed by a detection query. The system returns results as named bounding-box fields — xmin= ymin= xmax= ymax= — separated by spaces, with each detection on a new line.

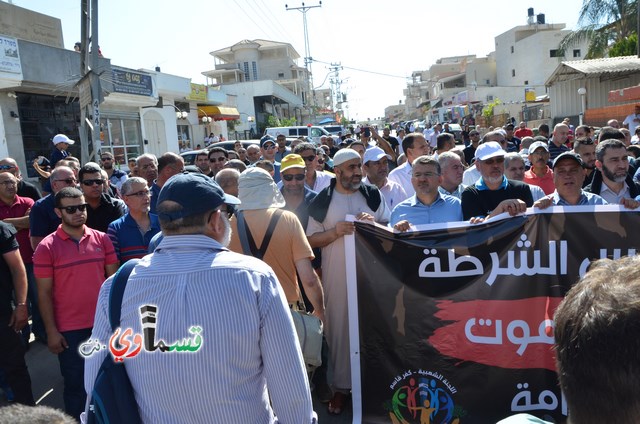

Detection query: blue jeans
xmin=58 ymin=328 xmax=92 ymax=420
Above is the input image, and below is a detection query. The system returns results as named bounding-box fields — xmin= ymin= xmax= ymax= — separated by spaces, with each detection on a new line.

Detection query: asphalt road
xmin=1 ymin=339 xmax=353 ymax=423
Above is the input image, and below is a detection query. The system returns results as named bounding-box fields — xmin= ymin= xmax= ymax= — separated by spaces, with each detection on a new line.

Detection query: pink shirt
xmin=0 ymin=195 xmax=34 ymax=263
xmin=523 ymin=167 xmax=555 ymax=195
xmin=33 ymin=225 xmax=118 ymax=332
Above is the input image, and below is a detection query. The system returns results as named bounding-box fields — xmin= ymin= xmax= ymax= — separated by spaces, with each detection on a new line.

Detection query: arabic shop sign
xmin=79 ymin=305 xmax=203 ymax=362
xmin=111 ymin=67 xmax=153 ymax=97
xmin=347 ymin=207 xmax=638 ymax=423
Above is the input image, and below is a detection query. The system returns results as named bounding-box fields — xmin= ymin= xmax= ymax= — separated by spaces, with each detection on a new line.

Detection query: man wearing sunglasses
xmin=0 ymin=157 xmax=42 ymax=201
xmin=99 ymin=151 xmax=127 ymax=191
xmin=258 ymin=135 xmax=282 ymax=183
xmin=293 ymin=142 xmax=332 ymax=192
xmin=33 ymin=187 xmax=118 ymax=420
xmin=29 ymin=166 xmax=77 ymax=250
xmin=207 ymin=147 xmax=228 ymax=178
xmin=461 ymin=141 xmax=534 ymax=222
xmin=78 ymin=163 xmax=126 ymax=233
xmin=279 ymin=154 xmax=317 ymax=230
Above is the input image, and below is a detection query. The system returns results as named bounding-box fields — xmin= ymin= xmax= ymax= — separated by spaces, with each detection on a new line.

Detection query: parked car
xmin=265 ymin=126 xmax=331 ymax=145
xmin=180 ymin=140 xmax=260 ymax=165
xmin=446 ymin=124 xmax=463 ymax=143
xmin=322 ymin=125 xmax=345 ymax=136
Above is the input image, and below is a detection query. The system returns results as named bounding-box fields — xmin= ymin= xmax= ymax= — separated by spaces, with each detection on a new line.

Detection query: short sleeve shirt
xmin=0 ymin=222 xmax=19 ymax=318
xmin=33 ymin=225 xmax=118 ymax=331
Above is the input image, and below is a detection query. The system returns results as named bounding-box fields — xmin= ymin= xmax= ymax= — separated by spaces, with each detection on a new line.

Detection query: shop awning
xmin=198 ymin=105 xmax=240 ymax=121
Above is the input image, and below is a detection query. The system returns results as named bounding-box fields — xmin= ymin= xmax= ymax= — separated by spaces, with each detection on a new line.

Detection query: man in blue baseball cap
xmin=84 ymin=172 xmax=317 ymax=423
xmin=259 ymin=135 xmax=282 ymax=183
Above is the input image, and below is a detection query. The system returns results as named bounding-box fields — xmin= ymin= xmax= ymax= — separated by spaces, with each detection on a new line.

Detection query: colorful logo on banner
xmin=385 ymin=370 xmax=465 ymax=424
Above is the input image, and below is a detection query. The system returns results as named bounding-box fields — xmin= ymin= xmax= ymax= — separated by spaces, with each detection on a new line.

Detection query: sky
xmin=12 ymin=0 xmax=585 ymax=121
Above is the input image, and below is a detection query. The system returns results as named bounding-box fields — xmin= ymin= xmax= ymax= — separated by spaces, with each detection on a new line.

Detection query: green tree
xmin=265 ymin=115 xmax=296 ymax=127
xmin=609 ymin=33 xmax=638 ymax=56
xmin=559 ymin=0 xmax=638 ymax=59
xmin=482 ymin=98 xmax=502 ymax=128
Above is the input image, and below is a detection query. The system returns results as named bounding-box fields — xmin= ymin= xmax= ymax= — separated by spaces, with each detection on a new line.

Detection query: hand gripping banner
xmin=345 ymin=206 xmax=639 ymax=424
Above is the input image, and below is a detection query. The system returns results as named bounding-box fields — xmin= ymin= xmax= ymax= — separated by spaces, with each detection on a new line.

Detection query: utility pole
xmin=328 ymin=62 xmax=344 ymax=120
xmin=78 ymin=0 xmax=103 ymax=165
xmin=285 ymin=1 xmax=322 ymax=122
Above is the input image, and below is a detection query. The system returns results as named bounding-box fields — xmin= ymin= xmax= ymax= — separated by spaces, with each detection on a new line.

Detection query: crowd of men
xmin=1 ymin=115 xmax=640 ymax=422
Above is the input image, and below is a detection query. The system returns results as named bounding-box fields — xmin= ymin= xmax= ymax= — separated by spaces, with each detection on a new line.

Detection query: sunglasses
xmin=125 ymin=190 xmax=150 ymax=198
xmin=209 ymin=157 xmax=227 ymax=163
xmin=263 ymin=144 xmax=276 ymax=150
xmin=100 ymin=157 xmax=113 ymax=161
xmin=58 ymin=203 xmax=88 ymax=214
xmin=282 ymin=174 xmax=305 ymax=182
xmin=0 ymin=165 xmax=15 ymax=170
xmin=82 ymin=179 xmax=104 ymax=186
xmin=482 ymin=157 xmax=505 ymax=165
xmin=301 ymin=155 xmax=316 ymax=162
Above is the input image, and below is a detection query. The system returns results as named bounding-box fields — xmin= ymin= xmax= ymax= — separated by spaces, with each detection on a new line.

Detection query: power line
xmin=312 ymin=58 xmax=410 ymax=80
xmin=255 ymin=0 xmax=297 ymax=44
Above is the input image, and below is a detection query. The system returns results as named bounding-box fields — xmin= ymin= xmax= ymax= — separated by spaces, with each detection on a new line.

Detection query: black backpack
xmin=87 ymin=259 xmax=142 ymax=424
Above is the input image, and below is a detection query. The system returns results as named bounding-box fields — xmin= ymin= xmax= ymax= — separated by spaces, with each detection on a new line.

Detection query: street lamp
xmin=199 ymin=109 xmax=212 ymax=124
xmin=577 ymin=87 xmax=587 ymax=126
xmin=168 ymin=104 xmax=188 ymax=120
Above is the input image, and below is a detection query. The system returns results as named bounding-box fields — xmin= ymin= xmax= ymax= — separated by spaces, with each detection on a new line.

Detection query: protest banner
xmin=346 ymin=206 xmax=638 ymax=423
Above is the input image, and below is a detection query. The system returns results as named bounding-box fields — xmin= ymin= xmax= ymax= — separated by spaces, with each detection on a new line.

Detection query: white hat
xmin=363 ymin=146 xmax=391 ymax=164
xmin=53 ymin=134 xmax=75 ymax=145
xmin=529 ymin=141 xmax=549 ymax=153
xmin=238 ymin=167 xmax=286 ymax=211
xmin=475 ymin=141 xmax=506 ymax=161
xmin=333 ymin=149 xmax=362 ymax=167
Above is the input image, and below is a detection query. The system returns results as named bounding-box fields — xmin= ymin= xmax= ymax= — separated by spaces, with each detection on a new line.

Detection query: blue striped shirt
xmin=107 ymin=213 xmax=161 ymax=263
xmin=84 ymin=235 xmax=315 ymax=423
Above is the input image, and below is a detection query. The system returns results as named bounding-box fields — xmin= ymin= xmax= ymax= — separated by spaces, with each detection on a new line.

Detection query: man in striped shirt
xmin=84 ymin=173 xmax=317 ymax=423
xmin=107 ymin=177 xmax=160 ymax=263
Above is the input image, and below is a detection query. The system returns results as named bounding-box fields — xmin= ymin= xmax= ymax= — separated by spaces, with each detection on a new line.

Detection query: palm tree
xmin=559 ymin=0 xmax=638 ymax=58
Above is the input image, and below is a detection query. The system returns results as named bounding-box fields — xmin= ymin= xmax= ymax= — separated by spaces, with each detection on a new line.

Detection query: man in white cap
xmin=307 ymin=148 xmax=389 ymax=415
xmin=229 ymin=167 xmax=325 ymax=322
xmin=84 ymin=173 xmax=317 ymax=423
xmin=50 ymin=134 xmax=74 ymax=168
xmin=363 ymin=146 xmax=407 ymax=209
xmin=523 ymin=141 xmax=555 ymax=195
xmin=461 ymin=141 xmax=533 ymax=221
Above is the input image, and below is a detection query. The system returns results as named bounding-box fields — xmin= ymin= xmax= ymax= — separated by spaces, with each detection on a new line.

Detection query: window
xmin=252 ymin=61 xmax=258 ymax=81
xmin=242 ymin=62 xmax=250 ymax=81
xmin=512 ymin=69 xmax=516 ymax=77
xmin=550 ymin=49 xmax=561 ymax=57
xmin=510 ymin=46 xmax=514 ymax=53
xmin=485 ymin=79 xmax=491 ymax=85
xmin=524 ymin=80 xmax=529 ymax=85
xmin=278 ymin=72 xmax=285 ymax=79
xmin=17 ymin=93 xmax=82 ymax=178
xmin=99 ymin=118 xmax=143 ymax=166
xmin=573 ymin=49 xmax=581 ymax=58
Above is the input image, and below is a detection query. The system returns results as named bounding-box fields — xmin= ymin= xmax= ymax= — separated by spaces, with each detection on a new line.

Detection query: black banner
xmin=349 ymin=207 xmax=639 ymax=424
xmin=111 ymin=67 xmax=153 ymax=96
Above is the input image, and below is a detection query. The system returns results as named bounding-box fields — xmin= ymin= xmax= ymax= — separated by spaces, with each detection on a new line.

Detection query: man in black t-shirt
xmin=461 ymin=141 xmax=533 ymax=221
xmin=0 ymin=221 xmax=34 ymax=405
xmin=382 ymin=127 xmax=400 ymax=157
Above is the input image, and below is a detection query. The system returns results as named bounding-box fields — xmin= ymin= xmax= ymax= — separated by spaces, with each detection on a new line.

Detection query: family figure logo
xmin=79 ymin=305 xmax=203 ymax=362
xmin=385 ymin=369 xmax=465 ymax=424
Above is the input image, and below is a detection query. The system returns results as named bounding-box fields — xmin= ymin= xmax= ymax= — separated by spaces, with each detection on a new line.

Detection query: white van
xmin=265 ymin=126 xmax=331 ymax=145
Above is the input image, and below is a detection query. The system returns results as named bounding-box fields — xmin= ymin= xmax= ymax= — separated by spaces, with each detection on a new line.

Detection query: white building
xmin=202 ymin=39 xmax=313 ymax=135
